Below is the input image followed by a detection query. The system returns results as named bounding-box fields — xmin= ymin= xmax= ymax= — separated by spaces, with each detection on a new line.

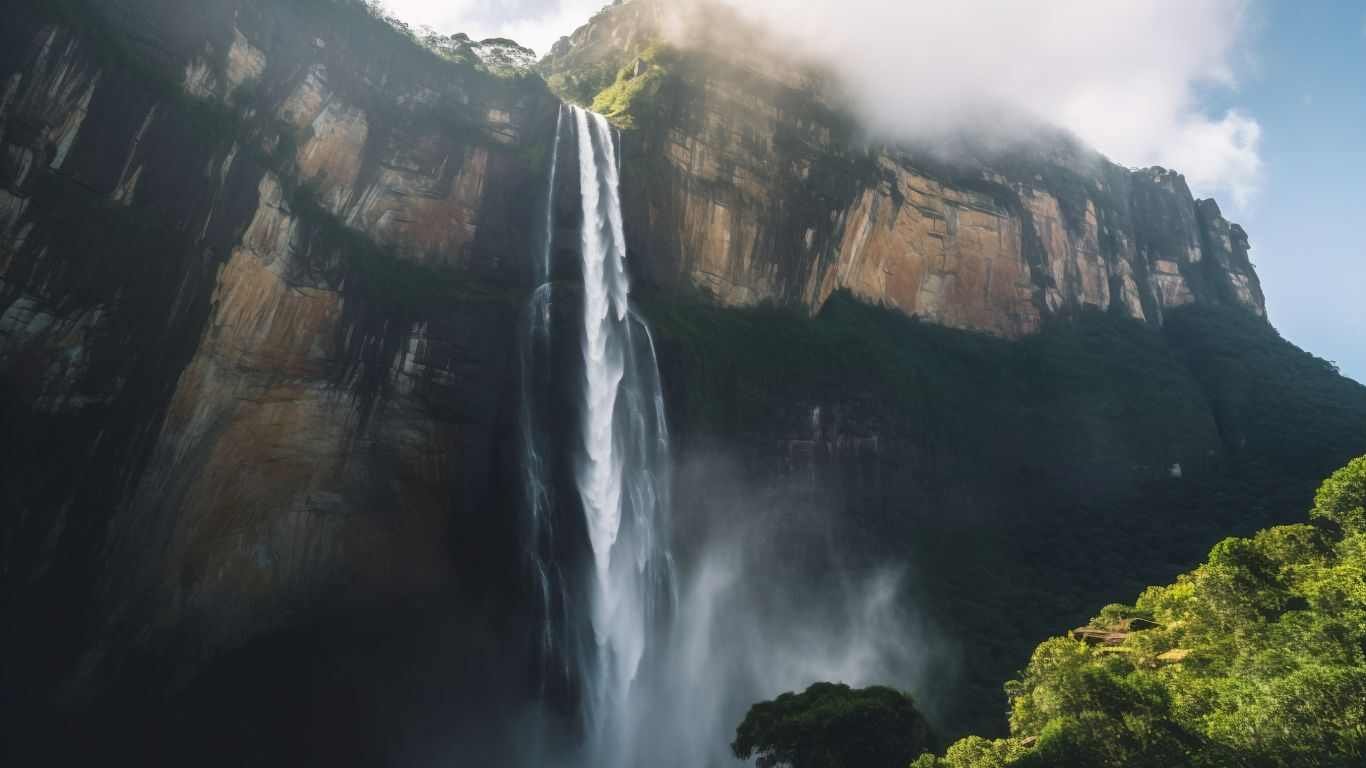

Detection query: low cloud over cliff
xmin=725 ymin=0 xmax=1263 ymax=209
xmin=382 ymin=0 xmax=1263 ymax=209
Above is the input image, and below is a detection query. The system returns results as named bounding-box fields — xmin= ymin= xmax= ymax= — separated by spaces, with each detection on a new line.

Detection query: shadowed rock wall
xmin=0 ymin=0 xmax=557 ymax=725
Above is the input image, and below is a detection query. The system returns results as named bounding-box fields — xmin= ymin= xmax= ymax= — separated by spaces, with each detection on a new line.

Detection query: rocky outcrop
xmin=541 ymin=0 xmax=1266 ymax=337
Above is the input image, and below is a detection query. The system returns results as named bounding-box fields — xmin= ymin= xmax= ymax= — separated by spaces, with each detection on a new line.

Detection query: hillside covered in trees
xmin=734 ymin=456 xmax=1366 ymax=767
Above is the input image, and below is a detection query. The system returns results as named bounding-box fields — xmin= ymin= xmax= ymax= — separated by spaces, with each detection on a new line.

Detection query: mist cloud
xmin=379 ymin=0 xmax=1263 ymax=209
xmin=722 ymin=0 xmax=1262 ymax=209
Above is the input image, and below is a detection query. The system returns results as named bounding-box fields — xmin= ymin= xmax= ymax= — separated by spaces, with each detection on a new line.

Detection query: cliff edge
xmin=540 ymin=0 xmax=1266 ymax=337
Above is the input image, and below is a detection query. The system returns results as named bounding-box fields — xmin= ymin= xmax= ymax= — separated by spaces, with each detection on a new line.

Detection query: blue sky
xmin=383 ymin=0 xmax=1365 ymax=382
xmin=1234 ymin=2 xmax=1366 ymax=382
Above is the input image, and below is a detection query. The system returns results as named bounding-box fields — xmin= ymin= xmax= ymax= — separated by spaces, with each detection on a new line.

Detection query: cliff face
xmin=541 ymin=0 xmax=1266 ymax=338
xmin=2 ymin=0 xmax=1356 ymax=763
xmin=1 ymin=0 xmax=556 ymax=711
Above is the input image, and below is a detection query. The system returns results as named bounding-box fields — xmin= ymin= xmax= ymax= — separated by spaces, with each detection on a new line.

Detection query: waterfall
xmin=539 ymin=105 xmax=563 ymax=286
xmin=519 ymin=105 xmax=674 ymax=765
xmin=571 ymin=105 xmax=673 ymax=763
xmin=515 ymin=104 xmax=922 ymax=768
xmin=521 ymin=104 xmax=567 ymax=695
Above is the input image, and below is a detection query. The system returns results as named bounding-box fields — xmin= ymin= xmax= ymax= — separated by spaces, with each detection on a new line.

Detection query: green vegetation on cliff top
xmin=910 ymin=455 xmax=1366 ymax=768
xmin=589 ymin=45 xmax=675 ymax=129
xmin=541 ymin=39 xmax=677 ymax=129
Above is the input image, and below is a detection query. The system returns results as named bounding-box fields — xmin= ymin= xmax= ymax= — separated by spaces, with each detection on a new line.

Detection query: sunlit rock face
xmin=541 ymin=0 xmax=1266 ymax=337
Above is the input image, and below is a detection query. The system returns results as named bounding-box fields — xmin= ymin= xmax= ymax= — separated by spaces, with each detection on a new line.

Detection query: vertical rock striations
xmin=540 ymin=0 xmax=1267 ymax=337
xmin=0 ymin=0 xmax=558 ymax=710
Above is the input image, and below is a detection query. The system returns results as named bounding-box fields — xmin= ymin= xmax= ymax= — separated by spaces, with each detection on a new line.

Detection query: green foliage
xmin=590 ymin=45 xmax=674 ymax=129
xmin=644 ymin=292 xmax=1366 ymax=736
xmin=1165 ymin=306 xmax=1366 ymax=517
xmin=644 ymin=291 xmax=1213 ymax=448
xmin=911 ymin=735 xmax=1029 ymax=768
xmin=1312 ymin=456 xmax=1366 ymax=535
xmin=916 ymin=456 xmax=1366 ymax=768
xmin=409 ymin=28 xmax=537 ymax=78
xmin=1089 ymin=603 xmax=1150 ymax=628
xmin=545 ymin=64 xmax=620 ymax=107
xmin=732 ymin=683 xmax=935 ymax=768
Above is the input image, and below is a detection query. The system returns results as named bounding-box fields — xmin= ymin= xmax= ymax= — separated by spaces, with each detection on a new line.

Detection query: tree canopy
xmin=731 ymin=682 xmax=935 ymax=768
xmin=912 ymin=454 xmax=1366 ymax=768
xmin=1312 ymin=455 xmax=1366 ymax=535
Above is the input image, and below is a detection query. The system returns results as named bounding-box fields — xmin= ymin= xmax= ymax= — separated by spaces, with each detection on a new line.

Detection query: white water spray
xmin=518 ymin=106 xmax=675 ymax=764
xmin=516 ymin=106 xmax=929 ymax=768
xmin=570 ymin=106 xmax=673 ymax=763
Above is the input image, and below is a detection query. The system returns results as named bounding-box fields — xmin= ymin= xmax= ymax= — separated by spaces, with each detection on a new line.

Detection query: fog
xmin=382 ymin=0 xmax=1262 ymax=210
xmin=720 ymin=0 xmax=1261 ymax=207
xmin=515 ymin=447 xmax=945 ymax=768
xmin=638 ymin=448 xmax=945 ymax=767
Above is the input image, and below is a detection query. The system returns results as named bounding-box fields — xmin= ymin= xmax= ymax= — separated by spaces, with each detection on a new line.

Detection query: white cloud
xmin=1161 ymin=111 xmax=1262 ymax=209
xmin=379 ymin=0 xmax=1264 ymax=210
xmin=378 ymin=0 xmax=602 ymax=56
xmin=719 ymin=0 xmax=1263 ymax=210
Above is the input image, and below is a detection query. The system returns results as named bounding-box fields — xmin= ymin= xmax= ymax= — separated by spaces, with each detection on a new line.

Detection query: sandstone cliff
xmin=1 ymin=0 xmax=556 ymax=709
xmin=3 ymin=1 xmax=1358 ymax=763
xmin=541 ymin=0 xmax=1266 ymax=337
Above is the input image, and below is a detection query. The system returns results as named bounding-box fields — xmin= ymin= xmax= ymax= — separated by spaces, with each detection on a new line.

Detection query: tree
xmin=1312 ymin=456 xmax=1366 ymax=534
xmin=912 ymin=454 xmax=1366 ymax=768
xmin=731 ymin=682 xmax=934 ymax=768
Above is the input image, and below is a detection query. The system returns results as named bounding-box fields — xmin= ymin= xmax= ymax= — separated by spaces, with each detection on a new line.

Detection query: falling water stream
xmin=519 ymin=105 xmax=674 ymax=766
xmin=521 ymin=104 xmax=564 ymax=695
xmin=570 ymin=105 xmax=674 ymax=765
xmin=517 ymin=106 xmax=924 ymax=767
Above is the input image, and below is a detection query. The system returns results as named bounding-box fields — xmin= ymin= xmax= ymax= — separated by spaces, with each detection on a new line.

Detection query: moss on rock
xmin=590 ymin=44 xmax=674 ymax=129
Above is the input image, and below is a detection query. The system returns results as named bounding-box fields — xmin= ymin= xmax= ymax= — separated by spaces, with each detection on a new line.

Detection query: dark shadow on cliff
xmin=644 ymin=290 xmax=1366 ymax=738
xmin=7 ymin=591 xmax=547 ymax=767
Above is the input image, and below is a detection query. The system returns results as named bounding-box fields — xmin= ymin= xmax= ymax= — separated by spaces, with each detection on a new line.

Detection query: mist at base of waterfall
xmin=514 ymin=105 xmax=942 ymax=768
xmin=509 ymin=447 xmax=946 ymax=768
